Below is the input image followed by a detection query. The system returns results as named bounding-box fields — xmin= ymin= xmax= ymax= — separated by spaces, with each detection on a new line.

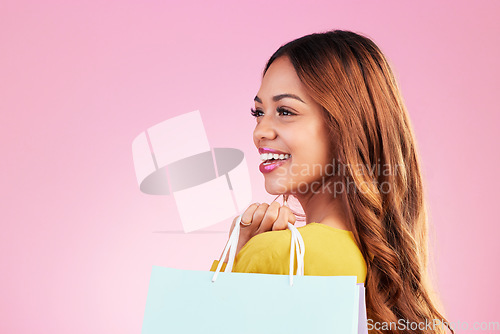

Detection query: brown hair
xmin=264 ymin=30 xmax=453 ymax=334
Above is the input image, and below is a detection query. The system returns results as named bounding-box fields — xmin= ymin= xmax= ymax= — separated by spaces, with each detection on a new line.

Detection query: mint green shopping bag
xmin=142 ymin=216 xmax=365 ymax=334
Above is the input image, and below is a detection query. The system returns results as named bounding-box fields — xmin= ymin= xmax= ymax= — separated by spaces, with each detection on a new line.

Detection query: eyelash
xmin=250 ymin=107 xmax=295 ymax=118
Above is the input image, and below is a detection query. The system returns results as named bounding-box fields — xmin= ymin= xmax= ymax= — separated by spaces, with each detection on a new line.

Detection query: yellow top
xmin=210 ymin=222 xmax=367 ymax=284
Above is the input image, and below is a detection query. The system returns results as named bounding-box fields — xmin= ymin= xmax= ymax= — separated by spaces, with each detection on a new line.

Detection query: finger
xmin=249 ymin=203 xmax=269 ymax=232
xmin=257 ymin=201 xmax=280 ymax=233
xmin=239 ymin=203 xmax=261 ymax=228
xmin=230 ymin=203 xmax=258 ymax=236
xmin=272 ymin=205 xmax=293 ymax=231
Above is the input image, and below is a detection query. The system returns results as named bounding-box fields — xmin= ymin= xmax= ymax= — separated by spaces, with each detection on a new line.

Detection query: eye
xmin=276 ymin=106 xmax=295 ymax=116
xmin=250 ymin=107 xmax=296 ymax=118
xmin=250 ymin=107 xmax=262 ymax=118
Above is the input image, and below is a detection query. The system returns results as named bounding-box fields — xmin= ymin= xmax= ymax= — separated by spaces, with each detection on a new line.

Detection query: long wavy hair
xmin=263 ymin=30 xmax=453 ymax=334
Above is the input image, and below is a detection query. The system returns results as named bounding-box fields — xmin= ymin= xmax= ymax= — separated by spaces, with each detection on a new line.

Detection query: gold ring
xmin=240 ymin=219 xmax=252 ymax=226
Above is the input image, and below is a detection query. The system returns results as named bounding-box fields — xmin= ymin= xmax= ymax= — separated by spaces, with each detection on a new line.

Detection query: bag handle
xmin=211 ymin=214 xmax=305 ymax=286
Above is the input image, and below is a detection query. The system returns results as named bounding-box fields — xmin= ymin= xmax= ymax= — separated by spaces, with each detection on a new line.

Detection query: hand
xmin=222 ymin=201 xmax=297 ymax=263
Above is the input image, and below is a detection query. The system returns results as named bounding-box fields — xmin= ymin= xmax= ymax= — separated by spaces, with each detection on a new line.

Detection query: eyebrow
xmin=254 ymin=93 xmax=306 ymax=104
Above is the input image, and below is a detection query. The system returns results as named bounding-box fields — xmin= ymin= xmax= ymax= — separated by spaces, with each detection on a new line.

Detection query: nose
xmin=253 ymin=114 xmax=277 ymax=146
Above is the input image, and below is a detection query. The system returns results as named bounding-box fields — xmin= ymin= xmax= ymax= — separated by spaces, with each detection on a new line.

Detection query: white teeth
xmin=260 ymin=153 xmax=291 ymax=162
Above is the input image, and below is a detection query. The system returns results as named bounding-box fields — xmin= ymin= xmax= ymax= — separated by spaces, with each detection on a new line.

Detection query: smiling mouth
xmin=261 ymin=153 xmax=291 ymax=165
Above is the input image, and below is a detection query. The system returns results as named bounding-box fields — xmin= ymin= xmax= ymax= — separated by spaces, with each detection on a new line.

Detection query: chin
xmin=264 ymin=185 xmax=282 ymax=196
xmin=264 ymin=179 xmax=289 ymax=195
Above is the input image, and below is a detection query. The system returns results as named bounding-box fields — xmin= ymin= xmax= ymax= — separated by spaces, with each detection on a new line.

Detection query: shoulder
xmin=239 ymin=222 xmax=357 ymax=248
xmin=240 ymin=228 xmax=291 ymax=253
xmin=232 ymin=229 xmax=291 ymax=274
xmin=299 ymin=223 xmax=362 ymax=256
xmin=300 ymin=223 xmax=367 ymax=283
xmin=233 ymin=223 xmax=366 ymax=277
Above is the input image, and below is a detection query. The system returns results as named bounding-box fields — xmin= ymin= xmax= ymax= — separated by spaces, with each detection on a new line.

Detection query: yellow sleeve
xmin=209 ymin=232 xmax=286 ymax=274
xmin=209 ymin=260 xmax=227 ymax=272
xmin=209 ymin=227 xmax=366 ymax=283
xmin=231 ymin=232 xmax=290 ymax=274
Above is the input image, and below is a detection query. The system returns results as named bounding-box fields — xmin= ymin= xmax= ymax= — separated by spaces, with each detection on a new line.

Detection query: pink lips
xmin=259 ymin=158 xmax=289 ymax=173
xmin=258 ymin=147 xmax=289 ymax=155
xmin=258 ymin=147 xmax=291 ymax=174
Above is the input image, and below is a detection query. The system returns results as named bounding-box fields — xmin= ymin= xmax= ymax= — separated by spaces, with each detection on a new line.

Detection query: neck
xmin=293 ymin=186 xmax=350 ymax=231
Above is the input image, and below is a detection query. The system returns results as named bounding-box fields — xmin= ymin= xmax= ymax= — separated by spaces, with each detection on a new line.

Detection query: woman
xmin=211 ymin=30 xmax=453 ymax=334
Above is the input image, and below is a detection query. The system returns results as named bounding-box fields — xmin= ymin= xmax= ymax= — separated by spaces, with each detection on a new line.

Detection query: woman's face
xmin=252 ymin=56 xmax=332 ymax=196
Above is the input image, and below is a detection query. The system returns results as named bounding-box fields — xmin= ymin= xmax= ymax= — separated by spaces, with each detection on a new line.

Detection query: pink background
xmin=1 ymin=1 xmax=499 ymax=333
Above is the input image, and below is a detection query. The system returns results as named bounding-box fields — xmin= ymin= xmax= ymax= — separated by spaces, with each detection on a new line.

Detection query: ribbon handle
xmin=212 ymin=214 xmax=305 ymax=286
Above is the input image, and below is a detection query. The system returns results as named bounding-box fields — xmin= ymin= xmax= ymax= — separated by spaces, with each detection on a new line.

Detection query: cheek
xmin=290 ymin=136 xmax=330 ymax=179
xmin=299 ymin=134 xmax=330 ymax=163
